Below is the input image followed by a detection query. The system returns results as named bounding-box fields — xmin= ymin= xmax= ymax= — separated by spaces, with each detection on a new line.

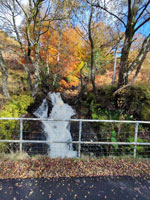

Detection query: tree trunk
xmin=32 ymin=48 xmax=40 ymax=96
xmin=53 ymin=29 xmax=62 ymax=86
xmin=118 ymin=29 xmax=134 ymax=88
xmin=0 ymin=50 xmax=10 ymax=99
xmin=112 ymin=46 xmax=118 ymax=84
xmin=114 ymin=34 xmax=150 ymax=95
xmin=23 ymin=63 xmax=32 ymax=91
xmin=11 ymin=7 xmax=33 ymax=92
xmin=117 ymin=0 xmax=141 ymax=88
xmin=32 ymin=2 xmax=42 ymax=97
xmin=88 ymin=7 xmax=96 ymax=95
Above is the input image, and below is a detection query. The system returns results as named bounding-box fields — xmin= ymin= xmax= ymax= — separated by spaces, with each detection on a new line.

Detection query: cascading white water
xmin=34 ymin=93 xmax=77 ymax=158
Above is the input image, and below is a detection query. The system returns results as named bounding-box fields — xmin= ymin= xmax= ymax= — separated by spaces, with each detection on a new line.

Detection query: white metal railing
xmin=0 ymin=118 xmax=150 ymax=158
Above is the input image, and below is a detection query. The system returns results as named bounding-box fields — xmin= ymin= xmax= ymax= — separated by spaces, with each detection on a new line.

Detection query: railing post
xmin=134 ymin=122 xmax=139 ymax=158
xmin=78 ymin=121 xmax=82 ymax=158
xmin=20 ymin=119 xmax=23 ymax=152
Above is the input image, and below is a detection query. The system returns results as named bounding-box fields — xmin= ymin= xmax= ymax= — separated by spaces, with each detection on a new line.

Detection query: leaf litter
xmin=0 ymin=157 xmax=150 ymax=179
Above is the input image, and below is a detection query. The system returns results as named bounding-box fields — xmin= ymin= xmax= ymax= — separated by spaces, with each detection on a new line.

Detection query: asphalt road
xmin=0 ymin=176 xmax=150 ymax=200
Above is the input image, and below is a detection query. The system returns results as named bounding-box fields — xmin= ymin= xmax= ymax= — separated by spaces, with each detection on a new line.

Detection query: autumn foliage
xmin=37 ymin=23 xmax=86 ymax=88
xmin=18 ymin=19 xmax=149 ymax=90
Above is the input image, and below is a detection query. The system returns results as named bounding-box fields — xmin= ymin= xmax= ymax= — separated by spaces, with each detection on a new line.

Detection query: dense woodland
xmin=0 ymin=0 xmax=150 ymax=155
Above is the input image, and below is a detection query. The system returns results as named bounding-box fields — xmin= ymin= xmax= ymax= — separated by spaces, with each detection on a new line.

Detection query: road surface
xmin=0 ymin=176 xmax=150 ymax=200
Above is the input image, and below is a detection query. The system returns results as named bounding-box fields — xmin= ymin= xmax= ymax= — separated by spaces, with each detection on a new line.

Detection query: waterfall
xmin=34 ymin=93 xmax=77 ymax=158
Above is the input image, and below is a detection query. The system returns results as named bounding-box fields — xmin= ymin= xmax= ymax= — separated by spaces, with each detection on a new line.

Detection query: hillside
xmin=0 ymin=30 xmax=26 ymax=105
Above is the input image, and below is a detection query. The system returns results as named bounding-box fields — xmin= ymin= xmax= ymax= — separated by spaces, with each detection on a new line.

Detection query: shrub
xmin=0 ymin=94 xmax=34 ymax=151
xmin=89 ymin=84 xmax=150 ymax=156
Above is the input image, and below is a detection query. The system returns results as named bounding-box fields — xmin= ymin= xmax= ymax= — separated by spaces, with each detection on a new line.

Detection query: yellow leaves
xmin=49 ymin=47 xmax=57 ymax=55
xmin=92 ymin=22 xmax=113 ymax=49
xmin=76 ymin=61 xmax=84 ymax=72
xmin=24 ymin=22 xmax=87 ymax=88
xmin=68 ymin=75 xmax=79 ymax=86
xmin=0 ymin=95 xmax=34 ymax=148
xmin=129 ymin=49 xmax=138 ymax=63
xmin=0 ymin=30 xmax=19 ymax=48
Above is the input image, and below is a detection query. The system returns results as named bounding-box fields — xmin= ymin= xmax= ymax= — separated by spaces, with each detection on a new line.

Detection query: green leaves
xmin=91 ymin=113 xmax=98 ymax=119
xmin=111 ymin=130 xmax=118 ymax=151
xmin=0 ymin=94 xmax=34 ymax=151
xmin=127 ymin=137 xmax=147 ymax=153
xmin=112 ymin=130 xmax=116 ymax=137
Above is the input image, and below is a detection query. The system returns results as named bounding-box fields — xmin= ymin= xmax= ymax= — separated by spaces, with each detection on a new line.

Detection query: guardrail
xmin=0 ymin=118 xmax=150 ymax=158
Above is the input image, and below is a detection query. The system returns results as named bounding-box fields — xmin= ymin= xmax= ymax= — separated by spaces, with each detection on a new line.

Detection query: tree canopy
xmin=0 ymin=0 xmax=150 ymax=97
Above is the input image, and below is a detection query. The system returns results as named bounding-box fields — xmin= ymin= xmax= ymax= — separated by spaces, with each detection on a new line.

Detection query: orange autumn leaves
xmin=18 ymin=19 xmax=146 ymax=89
xmin=19 ymin=21 xmax=117 ymax=88
xmin=40 ymin=24 xmax=86 ymax=88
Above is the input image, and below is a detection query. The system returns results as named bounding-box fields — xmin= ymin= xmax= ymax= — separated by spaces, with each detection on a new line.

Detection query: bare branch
xmin=134 ymin=16 xmax=150 ymax=33
xmin=87 ymin=0 xmax=127 ymax=28
xmin=135 ymin=1 xmax=150 ymax=25
xmin=15 ymin=0 xmax=28 ymax=18
xmin=128 ymin=34 xmax=150 ymax=74
xmin=114 ymin=52 xmax=147 ymax=95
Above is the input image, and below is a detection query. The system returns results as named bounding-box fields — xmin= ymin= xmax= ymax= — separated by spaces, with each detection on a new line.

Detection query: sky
xmin=15 ymin=0 xmax=28 ymax=26
xmin=15 ymin=0 xmax=150 ymax=38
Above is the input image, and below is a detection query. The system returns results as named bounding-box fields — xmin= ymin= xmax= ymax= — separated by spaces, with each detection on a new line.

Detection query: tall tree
xmin=14 ymin=0 xmax=50 ymax=95
xmin=0 ymin=0 xmax=33 ymax=92
xmin=0 ymin=0 xmax=73 ymax=96
xmin=88 ymin=0 xmax=150 ymax=90
xmin=72 ymin=0 xmax=118 ymax=93
xmin=88 ymin=6 xmax=97 ymax=95
xmin=40 ymin=23 xmax=87 ymax=88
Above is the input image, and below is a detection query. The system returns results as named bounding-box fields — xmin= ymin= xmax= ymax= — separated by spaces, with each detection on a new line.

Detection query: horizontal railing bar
xmin=0 ymin=140 xmax=150 ymax=145
xmin=1 ymin=117 xmax=150 ymax=124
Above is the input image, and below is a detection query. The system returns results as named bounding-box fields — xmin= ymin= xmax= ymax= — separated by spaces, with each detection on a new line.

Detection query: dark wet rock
xmin=23 ymin=120 xmax=49 ymax=155
xmin=70 ymin=122 xmax=102 ymax=156
xmin=27 ymin=93 xmax=53 ymax=115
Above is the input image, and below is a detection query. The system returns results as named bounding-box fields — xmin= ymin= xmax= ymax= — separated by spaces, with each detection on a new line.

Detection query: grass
xmin=0 ymin=68 xmax=28 ymax=107
xmin=0 ymin=151 xmax=29 ymax=161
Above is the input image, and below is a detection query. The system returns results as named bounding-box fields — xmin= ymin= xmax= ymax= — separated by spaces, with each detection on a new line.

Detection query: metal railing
xmin=0 ymin=118 xmax=150 ymax=158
